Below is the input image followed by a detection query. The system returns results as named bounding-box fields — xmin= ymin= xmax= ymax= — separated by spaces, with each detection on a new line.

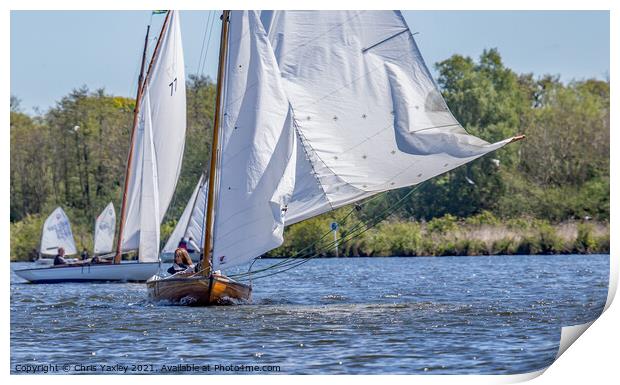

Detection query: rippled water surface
xmin=11 ymin=255 xmax=609 ymax=374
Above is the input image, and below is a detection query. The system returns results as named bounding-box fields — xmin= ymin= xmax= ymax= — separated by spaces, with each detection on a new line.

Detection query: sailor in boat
xmin=167 ymin=248 xmax=195 ymax=275
xmin=28 ymin=248 xmax=38 ymax=262
xmin=52 ymin=246 xmax=106 ymax=267
xmin=52 ymin=247 xmax=66 ymax=266
xmin=52 ymin=247 xmax=83 ymax=267
xmin=186 ymin=236 xmax=199 ymax=254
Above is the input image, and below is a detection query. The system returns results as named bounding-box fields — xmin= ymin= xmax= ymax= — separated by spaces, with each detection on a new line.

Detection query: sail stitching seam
xmin=291 ymin=117 xmax=333 ymax=210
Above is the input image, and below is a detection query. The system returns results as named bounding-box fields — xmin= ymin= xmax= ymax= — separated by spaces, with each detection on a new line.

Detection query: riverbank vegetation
xmin=10 ymin=49 xmax=609 ymax=260
xmin=269 ymin=211 xmax=609 ymax=258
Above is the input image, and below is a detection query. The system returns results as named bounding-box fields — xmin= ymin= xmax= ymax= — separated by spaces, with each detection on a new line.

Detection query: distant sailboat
xmin=161 ymin=175 xmax=208 ymax=262
xmin=147 ymin=10 xmax=524 ymax=305
xmin=93 ymin=202 xmax=115 ymax=256
xmin=33 ymin=207 xmax=79 ymax=265
xmin=14 ymin=10 xmax=187 ymax=283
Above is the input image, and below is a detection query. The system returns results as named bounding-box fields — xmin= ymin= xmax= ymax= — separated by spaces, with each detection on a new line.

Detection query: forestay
xmin=40 ymin=207 xmax=77 ymax=256
xmin=94 ymin=202 xmax=116 ymax=255
xmin=121 ymin=10 xmax=187 ymax=258
xmin=212 ymin=11 xmax=519 ymax=270
xmin=163 ymin=175 xmax=208 ymax=254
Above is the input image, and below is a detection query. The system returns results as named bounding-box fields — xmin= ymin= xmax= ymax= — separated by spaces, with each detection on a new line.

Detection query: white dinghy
xmin=33 ymin=207 xmax=79 ymax=266
xmin=15 ymin=203 xmax=157 ymax=283
xmin=13 ymin=262 xmax=159 ymax=283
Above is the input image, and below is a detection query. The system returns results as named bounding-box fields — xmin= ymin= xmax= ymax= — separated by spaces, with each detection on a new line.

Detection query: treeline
xmin=10 ymin=74 xmax=216 ymax=258
xmin=268 ymin=211 xmax=610 ymax=258
xmin=10 ymin=50 xmax=609 ymax=260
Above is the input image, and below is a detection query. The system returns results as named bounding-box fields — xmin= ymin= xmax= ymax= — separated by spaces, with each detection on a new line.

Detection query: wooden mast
xmin=114 ymin=11 xmax=171 ymax=264
xmin=201 ymin=10 xmax=230 ymax=276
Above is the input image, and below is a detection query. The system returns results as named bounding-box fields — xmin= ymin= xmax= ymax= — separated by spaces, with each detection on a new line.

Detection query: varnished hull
xmin=146 ymin=274 xmax=251 ymax=306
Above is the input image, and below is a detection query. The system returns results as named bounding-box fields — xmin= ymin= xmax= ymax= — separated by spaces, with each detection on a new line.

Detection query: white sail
xmin=258 ymin=10 xmax=517 ymax=225
xmin=40 ymin=207 xmax=77 ymax=256
xmin=212 ymin=10 xmax=296 ymax=270
xmin=138 ymin=92 xmax=161 ymax=262
xmin=94 ymin=202 xmax=115 ymax=255
xmin=121 ymin=10 xmax=187 ymax=253
xmin=163 ymin=175 xmax=208 ymax=254
xmin=208 ymin=11 xmax=520 ymax=271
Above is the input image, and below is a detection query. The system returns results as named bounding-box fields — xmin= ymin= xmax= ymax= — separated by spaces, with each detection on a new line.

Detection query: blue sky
xmin=10 ymin=10 xmax=610 ymax=115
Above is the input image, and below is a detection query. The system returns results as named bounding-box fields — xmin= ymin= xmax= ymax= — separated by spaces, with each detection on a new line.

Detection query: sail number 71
xmin=169 ymin=77 xmax=177 ymax=96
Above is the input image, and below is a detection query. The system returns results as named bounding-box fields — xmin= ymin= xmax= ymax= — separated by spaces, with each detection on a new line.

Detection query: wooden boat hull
xmin=146 ymin=274 xmax=252 ymax=306
xmin=13 ymin=262 xmax=160 ymax=283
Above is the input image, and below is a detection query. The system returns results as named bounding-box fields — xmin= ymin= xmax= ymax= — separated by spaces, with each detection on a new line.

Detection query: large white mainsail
xmin=94 ymin=202 xmax=115 ymax=255
xmin=120 ymin=10 xmax=186 ymax=259
xmin=163 ymin=175 xmax=208 ymax=254
xmin=211 ymin=10 xmax=520 ymax=271
xmin=40 ymin=207 xmax=77 ymax=256
xmin=261 ymin=11 xmax=516 ymax=224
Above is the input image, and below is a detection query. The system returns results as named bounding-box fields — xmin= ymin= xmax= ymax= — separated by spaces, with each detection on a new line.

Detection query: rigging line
xmin=128 ymin=55 xmax=142 ymax=104
xmin=251 ymin=210 xmax=372 ymax=272
xmin=196 ymin=11 xmax=213 ymax=75
xmin=236 ymin=185 xmax=420 ymax=281
xmin=228 ymin=188 xmax=407 ymax=279
xmin=200 ymin=11 xmax=217 ymax=77
xmin=129 ymin=12 xmax=154 ymax=102
xmin=242 ymin=183 xmax=422 ymax=278
xmin=227 ymin=202 xmax=364 ymax=277
xmin=262 ymin=191 xmax=386 ymax=265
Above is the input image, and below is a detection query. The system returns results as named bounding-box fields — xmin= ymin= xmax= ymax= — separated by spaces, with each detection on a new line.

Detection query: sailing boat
xmin=14 ymin=10 xmax=187 ymax=283
xmin=147 ymin=10 xmax=524 ymax=305
xmin=33 ymin=207 xmax=79 ymax=265
xmin=160 ymin=175 xmax=208 ymax=263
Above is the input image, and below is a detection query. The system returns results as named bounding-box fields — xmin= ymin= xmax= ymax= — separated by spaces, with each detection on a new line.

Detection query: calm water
xmin=11 ymin=254 xmax=609 ymax=375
